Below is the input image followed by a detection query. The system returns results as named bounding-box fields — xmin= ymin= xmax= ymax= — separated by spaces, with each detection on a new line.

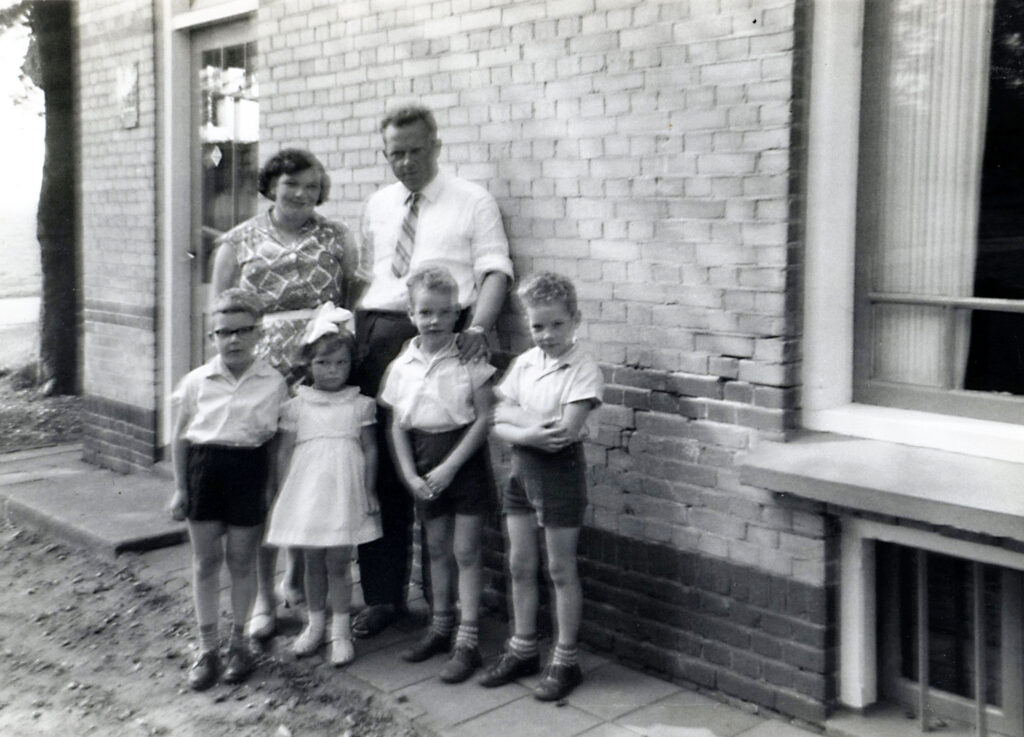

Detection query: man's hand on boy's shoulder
xmin=456 ymin=327 xmax=489 ymax=364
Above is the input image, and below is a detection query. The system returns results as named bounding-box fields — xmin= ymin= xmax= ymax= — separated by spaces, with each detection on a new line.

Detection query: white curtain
xmin=861 ymin=0 xmax=993 ymax=388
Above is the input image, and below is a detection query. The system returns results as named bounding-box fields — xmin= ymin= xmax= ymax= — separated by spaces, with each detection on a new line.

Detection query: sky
xmin=0 ymin=9 xmax=44 ymax=298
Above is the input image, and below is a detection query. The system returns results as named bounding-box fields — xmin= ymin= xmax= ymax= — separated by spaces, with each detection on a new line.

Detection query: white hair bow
xmin=302 ymin=301 xmax=355 ymax=345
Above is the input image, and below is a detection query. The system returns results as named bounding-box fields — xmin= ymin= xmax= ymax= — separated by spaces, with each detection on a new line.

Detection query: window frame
xmin=802 ymin=0 xmax=1024 ymax=464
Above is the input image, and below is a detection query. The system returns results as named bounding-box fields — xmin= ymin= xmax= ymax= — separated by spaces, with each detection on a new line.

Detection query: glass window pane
xmin=198 ymin=41 xmax=258 ymax=282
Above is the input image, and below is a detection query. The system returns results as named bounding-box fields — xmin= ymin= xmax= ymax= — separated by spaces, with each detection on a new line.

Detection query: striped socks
xmin=454 ymin=621 xmax=479 ymax=650
xmin=509 ymin=634 xmax=538 ymax=659
xmin=198 ymin=623 xmax=218 ymax=654
xmin=551 ymin=643 xmax=578 ymax=668
xmin=430 ymin=610 xmax=456 ymax=638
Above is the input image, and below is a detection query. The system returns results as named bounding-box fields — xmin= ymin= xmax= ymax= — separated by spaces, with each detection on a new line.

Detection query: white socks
xmin=329 ymin=612 xmax=354 ymax=666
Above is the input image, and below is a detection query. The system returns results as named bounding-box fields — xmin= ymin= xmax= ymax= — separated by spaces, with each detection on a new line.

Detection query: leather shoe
xmin=478 ymin=649 xmax=541 ymax=688
xmin=187 ymin=650 xmax=220 ymax=691
xmin=352 ymin=604 xmax=401 ymax=639
xmin=438 ymin=645 xmax=482 ymax=684
xmin=400 ymin=630 xmax=452 ymax=663
xmin=222 ymin=645 xmax=254 ymax=684
xmin=534 ymin=663 xmax=583 ymax=702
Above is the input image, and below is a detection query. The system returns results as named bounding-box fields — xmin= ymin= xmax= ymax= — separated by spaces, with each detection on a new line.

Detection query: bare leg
xmin=250 ymin=543 xmax=277 ymax=633
xmin=326 ymin=546 xmax=355 ymax=665
xmin=280 ymin=546 xmax=306 ymax=605
xmin=543 ymin=526 xmax=582 ymax=646
xmin=423 ymin=515 xmax=455 ymax=618
xmin=303 ymin=548 xmax=328 ymax=614
xmin=325 ymin=546 xmax=354 ymax=616
xmin=224 ymin=524 xmax=263 ymax=635
xmin=188 ymin=520 xmax=226 ymax=632
xmin=452 ymin=514 xmax=484 ymax=627
xmin=505 ymin=513 xmax=540 ymax=637
xmin=293 ymin=548 xmax=327 ymax=657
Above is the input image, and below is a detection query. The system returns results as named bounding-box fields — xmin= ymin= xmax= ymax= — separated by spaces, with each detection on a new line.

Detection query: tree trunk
xmin=29 ymin=0 xmax=77 ymax=395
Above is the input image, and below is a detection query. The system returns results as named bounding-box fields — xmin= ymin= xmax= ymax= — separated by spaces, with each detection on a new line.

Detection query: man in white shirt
xmin=351 ymin=105 xmax=513 ymax=638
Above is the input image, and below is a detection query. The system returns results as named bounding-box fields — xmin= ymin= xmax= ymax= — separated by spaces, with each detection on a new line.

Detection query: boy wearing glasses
xmin=168 ymin=288 xmax=288 ymax=691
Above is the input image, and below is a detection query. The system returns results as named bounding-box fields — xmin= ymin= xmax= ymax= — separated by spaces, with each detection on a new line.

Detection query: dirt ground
xmin=0 ymin=522 xmax=431 ymax=737
xmin=0 ymin=367 xmax=81 ymax=454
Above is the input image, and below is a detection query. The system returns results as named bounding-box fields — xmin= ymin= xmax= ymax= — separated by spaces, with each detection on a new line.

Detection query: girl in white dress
xmin=266 ymin=303 xmax=381 ymax=666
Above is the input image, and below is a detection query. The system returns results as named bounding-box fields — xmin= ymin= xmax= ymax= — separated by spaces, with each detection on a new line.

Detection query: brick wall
xmin=69 ymin=0 xmax=834 ymax=723
xmin=258 ymin=0 xmax=829 ymax=723
xmin=76 ymin=0 xmax=159 ymax=472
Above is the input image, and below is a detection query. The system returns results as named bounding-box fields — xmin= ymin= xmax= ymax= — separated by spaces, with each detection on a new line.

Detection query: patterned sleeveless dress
xmin=218 ymin=209 xmax=356 ymax=385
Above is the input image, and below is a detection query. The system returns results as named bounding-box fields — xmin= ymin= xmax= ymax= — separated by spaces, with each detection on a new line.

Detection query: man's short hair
xmin=517 ymin=272 xmax=579 ymax=316
xmin=380 ymin=105 xmax=438 ymax=140
xmin=211 ymin=288 xmax=264 ymax=321
xmin=406 ymin=264 xmax=458 ymax=306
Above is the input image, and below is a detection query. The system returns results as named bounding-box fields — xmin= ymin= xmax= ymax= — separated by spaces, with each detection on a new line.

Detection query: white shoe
xmin=292 ymin=621 xmax=325 ymax=657
xmin=329 ymin=637 xmax=354 ymax=666
xmin=246 ymin=609 xmax=276 ymax=640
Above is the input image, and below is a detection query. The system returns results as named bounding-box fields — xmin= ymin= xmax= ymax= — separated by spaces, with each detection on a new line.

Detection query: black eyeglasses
xmin=209 ymin=325 xmax=258 ymax=339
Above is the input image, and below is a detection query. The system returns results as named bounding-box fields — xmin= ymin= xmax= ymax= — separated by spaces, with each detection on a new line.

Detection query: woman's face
xmin=271 ymin=167 xmax=321 ymax=225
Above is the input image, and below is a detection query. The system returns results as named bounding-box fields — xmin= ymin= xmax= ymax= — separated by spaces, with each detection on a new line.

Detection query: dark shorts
xmin=411 ymin=428 xmax=495 ymax=521
xmin=186 ymin=442 xmax=270 ymax=527
xmin=504 ymin=444 xmax=588 ymax=528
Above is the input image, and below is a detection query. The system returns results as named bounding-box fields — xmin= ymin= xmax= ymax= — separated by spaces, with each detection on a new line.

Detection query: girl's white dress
xmin=266 ymin=385 xmax=382 ymax=547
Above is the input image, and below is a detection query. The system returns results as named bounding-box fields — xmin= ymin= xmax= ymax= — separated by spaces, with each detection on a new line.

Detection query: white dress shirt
xmin=358 ymin=170 xmax=513 ymax=311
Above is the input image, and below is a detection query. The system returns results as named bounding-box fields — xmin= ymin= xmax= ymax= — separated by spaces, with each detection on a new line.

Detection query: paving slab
xmin=577 ymin=724 xmax=645 ymax=737
xmin=447 ymin=692 xmax=603 ymax=737
xmin=398 ymin=674 xmax=530 ymax=732
xmin=571 ymin=661 xmax=684 ymax=721
xmin=618 ymin=691 xmax=763 ymax=737
xmin=346 ymin=636 xmax=449 ymax=693
xmin=739 ymin=719 xmax=827 ymax=737
xmin=0 ymin=456 xmax=186 ymax=557
xmin=0 ymin=444 xmax=84 ymax=485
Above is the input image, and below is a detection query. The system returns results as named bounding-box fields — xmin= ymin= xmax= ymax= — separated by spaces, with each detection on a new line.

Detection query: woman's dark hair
xmin=257 ymin=148 xmax=331 ymax=205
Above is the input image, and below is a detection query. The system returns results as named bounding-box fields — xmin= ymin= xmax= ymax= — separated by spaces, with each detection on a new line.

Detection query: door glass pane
xmin=198 ymin=40 xmax=258 ymax=283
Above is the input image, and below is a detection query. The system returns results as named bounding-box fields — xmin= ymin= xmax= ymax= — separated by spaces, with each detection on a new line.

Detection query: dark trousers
xmin=353 ymin=308 xmax=471 ymax=609
xmin=353 ymin=310 xmax=419 ymax=609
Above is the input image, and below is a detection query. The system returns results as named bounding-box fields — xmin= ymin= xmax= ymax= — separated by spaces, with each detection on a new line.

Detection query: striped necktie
xmin=391 ymin=191 xmax=421 ymax=278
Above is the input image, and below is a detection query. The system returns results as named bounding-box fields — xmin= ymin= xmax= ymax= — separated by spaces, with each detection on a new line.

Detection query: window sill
xmin=740 ymin=431 xmax=1024 ymax=544
xmin=803 ymin=403 xmax=1024 ymax=464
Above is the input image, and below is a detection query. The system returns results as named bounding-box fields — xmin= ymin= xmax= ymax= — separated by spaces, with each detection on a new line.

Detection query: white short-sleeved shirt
xmin=358 ymin=171 xmax=514 ymax=311
xmin=172 ymin=355 xmax=287 ymax=447
xmin=496 ymin=343 xmax=604 ymax=427
xmin=379 ymin=336 xmax=496 ymax=432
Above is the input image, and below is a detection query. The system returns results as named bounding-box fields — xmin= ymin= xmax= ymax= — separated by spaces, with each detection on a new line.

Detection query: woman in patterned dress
xmin=211 ymin=148 xmax=365 ymax=641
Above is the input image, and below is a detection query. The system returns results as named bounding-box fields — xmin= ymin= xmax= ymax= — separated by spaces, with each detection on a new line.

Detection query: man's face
xmin=382 ymin=120 xmax=440 ymax=192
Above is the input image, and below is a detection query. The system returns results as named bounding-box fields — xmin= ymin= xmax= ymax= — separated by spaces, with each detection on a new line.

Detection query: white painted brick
xmin=621 ymin=23 xmax=674 ymax=48
xmin=546 ymin=0 xmax=596 ymax=20
xmin=674 ymin=16 xmax=733 ymax=43
xmin=502 ymin=2 xmax=546 ymax=24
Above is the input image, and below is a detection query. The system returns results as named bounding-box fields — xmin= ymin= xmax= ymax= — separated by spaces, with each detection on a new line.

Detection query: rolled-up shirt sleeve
xmin=470 ymin=195 xmax=513 ymax=286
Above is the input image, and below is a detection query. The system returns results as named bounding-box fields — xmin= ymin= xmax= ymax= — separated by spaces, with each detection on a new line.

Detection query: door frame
xmin=157 ymin=0 xmax=256 ymax=454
